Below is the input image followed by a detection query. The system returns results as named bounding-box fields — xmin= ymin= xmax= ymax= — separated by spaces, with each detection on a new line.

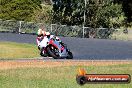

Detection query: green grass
xmin=111 ymin=28 xmax=132 ymax=41
xmin=0 ymin=41 xmax=40 ymax=59
xmin=0 ymin=64 xmax=131 ymax=88
xmin=111 ymin=32 xmax=131 ymax=41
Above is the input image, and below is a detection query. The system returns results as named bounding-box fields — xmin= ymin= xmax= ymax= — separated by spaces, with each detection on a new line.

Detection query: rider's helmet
xmin=37 ymin=27 xmax=46 ymax=36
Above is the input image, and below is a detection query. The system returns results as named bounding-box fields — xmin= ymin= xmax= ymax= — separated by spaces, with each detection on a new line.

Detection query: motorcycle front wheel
xmin=47 ymin=47 xmax=60 ymax=59
xmin=66 ymin=51 xmax=73 ymax=59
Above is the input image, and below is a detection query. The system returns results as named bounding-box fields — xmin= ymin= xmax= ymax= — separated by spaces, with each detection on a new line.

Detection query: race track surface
xmin=0 ymin=33 xmax=132 ymax=60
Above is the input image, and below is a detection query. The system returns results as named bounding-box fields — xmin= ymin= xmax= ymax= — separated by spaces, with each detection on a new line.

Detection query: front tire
xmin=47 ymin=47 xmax=60 ymax=59
xmin=66 ymin=51 xmax=73 ymax=59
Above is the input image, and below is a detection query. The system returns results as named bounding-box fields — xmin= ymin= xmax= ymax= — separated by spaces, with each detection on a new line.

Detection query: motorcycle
xmin=39 ymin=35 xmax=73 ymax=59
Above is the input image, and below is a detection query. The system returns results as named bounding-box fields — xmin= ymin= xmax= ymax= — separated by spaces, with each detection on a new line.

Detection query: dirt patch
xmin=0 ymin=60 xmax=131 ymax=70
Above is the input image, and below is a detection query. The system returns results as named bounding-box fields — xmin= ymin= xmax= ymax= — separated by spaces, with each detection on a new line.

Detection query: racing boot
xmin=40 ymin=47 xmax=48 ymax=57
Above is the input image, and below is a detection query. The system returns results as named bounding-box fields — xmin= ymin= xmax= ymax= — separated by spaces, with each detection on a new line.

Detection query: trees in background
xmin=114 ymin=0 xmax=132 ymax=23
xmin=31 ymin=4 xmax=52 ymax=23
xmin=0 ymin=0 xmax=130 ymax=28
xmin=0 ymin=0 xmax=42 ymax=21
xmin=88 ymin=0 xmax=125 ymax=28
xmin=52 ymin=0 xmax=84 ymax=25
xmin=52 ymin=0 xmax=125 ymax=28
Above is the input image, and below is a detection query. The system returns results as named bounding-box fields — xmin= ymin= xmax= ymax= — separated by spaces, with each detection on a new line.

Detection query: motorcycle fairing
xmin=49 ymin=39 xmax=68 ymax=58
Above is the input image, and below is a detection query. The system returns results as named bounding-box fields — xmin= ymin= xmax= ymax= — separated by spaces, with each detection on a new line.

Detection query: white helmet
xmin=37 ymin=29 xmax=43 ymax=35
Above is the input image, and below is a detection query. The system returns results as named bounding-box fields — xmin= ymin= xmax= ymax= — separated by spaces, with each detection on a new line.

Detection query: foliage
xmin=31 ymin=4 xmax=52 ymax=23
xmin=52 ymin=0 xmax=84 ymax=25
xmin=88 ymin=0 xmax=125 ymax=28
xmin=114 ymin=0 xmax=132 ymax=23
xmin=0 ymin=0 xmax=42 ymax=21
xmin=52 ymin=0 xmax=125 ymax=28
xmin=0 ymin=0 xmax=128 ymax=28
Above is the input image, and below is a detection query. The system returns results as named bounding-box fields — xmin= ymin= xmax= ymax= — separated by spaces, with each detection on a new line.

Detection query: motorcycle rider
xmin=36 ymin=26 xmax=66 ymax=57
xmin=36 ymin=26 xmax=48 ymax=56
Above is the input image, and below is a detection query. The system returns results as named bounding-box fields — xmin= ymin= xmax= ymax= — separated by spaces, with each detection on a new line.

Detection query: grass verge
xmin=0 ymin=63 xmax=131 ymax=88
xmin=0 ymin=41 xmax=39 ymax=59
xmin=111 ymin=28 xmax=132 ymax=41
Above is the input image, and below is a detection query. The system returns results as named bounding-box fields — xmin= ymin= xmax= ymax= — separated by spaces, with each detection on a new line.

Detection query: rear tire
xmin=47 ymin=47 xmax=60 ymax=59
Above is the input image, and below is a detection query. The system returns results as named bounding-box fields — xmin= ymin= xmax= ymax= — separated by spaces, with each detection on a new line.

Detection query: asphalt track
xmin=0 ymin=33 xmax=132 ymax=60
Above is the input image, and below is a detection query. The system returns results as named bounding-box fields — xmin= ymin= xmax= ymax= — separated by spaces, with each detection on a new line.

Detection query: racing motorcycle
xmin=39 ymin=35 xmax=73 ymax=59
